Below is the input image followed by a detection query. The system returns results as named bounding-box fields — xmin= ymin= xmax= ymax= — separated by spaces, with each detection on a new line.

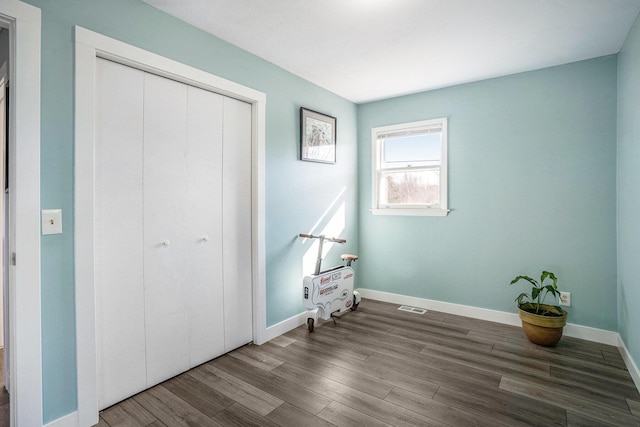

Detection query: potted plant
xmin=510 ymin=270 xmax=568 ymax=347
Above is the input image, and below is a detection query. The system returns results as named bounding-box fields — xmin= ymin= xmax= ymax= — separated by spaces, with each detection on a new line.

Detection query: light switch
xmin=42 ymin=209 xmax=63 ymax=235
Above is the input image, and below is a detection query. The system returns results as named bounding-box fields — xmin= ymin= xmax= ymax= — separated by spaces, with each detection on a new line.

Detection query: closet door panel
xmin=186 ymin=86 xmax=225 ymax=367
xmin=143 ymin=73 xmax=190 ymax=385
xmin=94 ymin=58 xmax=146 ymax=409
xmin=222 ymin=97 xmax=253 ymax=350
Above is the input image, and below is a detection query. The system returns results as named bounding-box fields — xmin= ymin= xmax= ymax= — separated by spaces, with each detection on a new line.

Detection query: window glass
xmin=380 ymin=170 xmax=440 ymax=205
xmin=371 ymin=118 xmax=448 ymax=216
xmin=383 ymin=134 xmax=441 ymax=165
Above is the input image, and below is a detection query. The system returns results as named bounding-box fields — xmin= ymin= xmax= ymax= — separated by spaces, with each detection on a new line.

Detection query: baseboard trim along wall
xmin=358 ymin=288 xmax=523 ymax=328
xmin=264 ymin=311 xmax=306 ymax=342
xmin=263 ymin=288 xmax=621 ymax=346
xmin=618 ymin=334 xmax=640 ymax=392
xmin=355 ymin=288 xmax=619 ymax=345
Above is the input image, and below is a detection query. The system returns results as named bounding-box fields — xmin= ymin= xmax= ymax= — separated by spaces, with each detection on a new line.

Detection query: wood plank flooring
xmin=98 ymin=299 xmax=640 ymax=426
xmin=0 ymin=349 xmax=7 ymax=427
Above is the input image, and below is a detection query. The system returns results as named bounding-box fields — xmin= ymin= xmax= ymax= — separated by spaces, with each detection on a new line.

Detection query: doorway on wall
xmin=93 ymin=58 xmax=254 ymax=410
xmin=0 ymin=2 xmax=42 ymax=426
xmin=74 ymin=26 xmax=266 ymax=426
xmin=0 ymin=25 xmax=9 ymax=424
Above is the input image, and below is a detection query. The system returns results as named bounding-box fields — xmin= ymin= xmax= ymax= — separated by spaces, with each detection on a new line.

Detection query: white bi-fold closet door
xmin=94 ymin=57 xmax=253 ymax=410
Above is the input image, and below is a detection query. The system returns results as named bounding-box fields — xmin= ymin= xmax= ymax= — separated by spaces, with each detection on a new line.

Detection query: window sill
xmin=371 ymin=208 xmax=450 ymax=217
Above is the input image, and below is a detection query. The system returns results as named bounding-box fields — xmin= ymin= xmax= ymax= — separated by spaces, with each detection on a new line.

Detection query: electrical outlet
xmin=559 ymin=291 xmax=571 ymax=307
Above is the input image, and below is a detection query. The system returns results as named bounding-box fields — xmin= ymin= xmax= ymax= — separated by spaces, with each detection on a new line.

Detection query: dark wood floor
xmin=97 ymin=299 xmax=640 ymax=427
xmin=0 ymin=348 xmax=8 ymax=427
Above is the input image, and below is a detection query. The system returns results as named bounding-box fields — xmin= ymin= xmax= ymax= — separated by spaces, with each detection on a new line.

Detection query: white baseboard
xmin=618 ymin=334 xmax=640 ymax=392
xmin=44 ymin=411 xmax=78 ymax=427
xmin=357 ymin=288 xmax=522 ymax=328
xmin=563 ymin=323 xmax=619 ymax=346
xmin=356 ymin=288 xmax=619 ymax=346
xmin=263 ymin=311 xmax=306 ymax=343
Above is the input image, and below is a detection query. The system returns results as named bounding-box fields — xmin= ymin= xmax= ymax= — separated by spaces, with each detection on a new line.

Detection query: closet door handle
xmin=201 ymin=235 xmax=209 ymax=242
xmin=162 ymin=240 xmax=170 ymax=247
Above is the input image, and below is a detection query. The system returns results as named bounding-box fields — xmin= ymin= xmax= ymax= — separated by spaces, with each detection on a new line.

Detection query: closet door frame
xmin=74 ymin=26 xmax=267 ymax=427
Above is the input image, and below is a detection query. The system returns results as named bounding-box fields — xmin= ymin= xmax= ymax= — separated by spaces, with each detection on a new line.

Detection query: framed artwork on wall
xmin=300 ymin=107 xmax=336 ymax=164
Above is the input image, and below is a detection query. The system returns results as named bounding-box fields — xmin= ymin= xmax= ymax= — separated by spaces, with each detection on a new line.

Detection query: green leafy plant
xmin=510 ymin=270 xmax=563 ymax=316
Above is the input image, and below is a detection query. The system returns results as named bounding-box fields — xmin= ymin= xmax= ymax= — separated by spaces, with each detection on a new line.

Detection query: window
xmin=372 ymin=118 xmax=448 ymax=216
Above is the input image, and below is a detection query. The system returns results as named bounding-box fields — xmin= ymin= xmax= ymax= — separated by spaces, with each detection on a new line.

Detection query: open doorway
xmin=0 ymin=2 xmax=42 ymax=425
xmin=0 ymin=25 xmax=8 ymax=426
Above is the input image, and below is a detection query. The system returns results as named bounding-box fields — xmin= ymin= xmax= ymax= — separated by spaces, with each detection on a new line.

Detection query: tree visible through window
xmin=385 ymin=170 xmax=439 ymax=205
xmin=372 ymin=118 xmax=448 ymax=216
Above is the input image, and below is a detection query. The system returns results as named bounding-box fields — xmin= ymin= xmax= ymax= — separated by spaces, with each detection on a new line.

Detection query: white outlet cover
xmin=42 ymin=209 xmax=63 ymax=235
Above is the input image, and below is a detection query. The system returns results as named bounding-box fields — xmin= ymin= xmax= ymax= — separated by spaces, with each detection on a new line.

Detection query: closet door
xmin=94 ymin=58 xmax=146 ymax=409
xmin=94 ymin=60 xmax=255 ymax=408
xmin=143 ymin=73 xmax=190 ymax=386
xmin=185 ymin=86 xmax=225 ymax=367
xmin=223 ymin=97 xmax=253 ymax=350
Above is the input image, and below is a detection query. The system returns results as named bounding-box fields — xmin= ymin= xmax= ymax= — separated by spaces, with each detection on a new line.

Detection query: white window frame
xmin=372 ymin=117 xmax=448 ymax=216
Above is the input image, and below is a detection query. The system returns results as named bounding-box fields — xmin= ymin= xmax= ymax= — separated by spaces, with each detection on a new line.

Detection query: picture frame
xmin=300 ymin=107 xmax=336 ymax=164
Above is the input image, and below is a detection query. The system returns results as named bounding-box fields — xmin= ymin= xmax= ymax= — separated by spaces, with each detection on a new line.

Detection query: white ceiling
xmin=142 ymin=0 xmax=640 ymax=103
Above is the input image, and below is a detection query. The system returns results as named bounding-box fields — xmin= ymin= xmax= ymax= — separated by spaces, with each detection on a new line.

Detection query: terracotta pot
xmin=518 ymin=303 xmax=568 ymax=347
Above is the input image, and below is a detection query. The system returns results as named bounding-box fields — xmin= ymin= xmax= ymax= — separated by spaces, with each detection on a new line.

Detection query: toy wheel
xmin=307 ymin=318 xmax=314 ymax=332
xmin=350 ymin=296 xmax=359 ymax=311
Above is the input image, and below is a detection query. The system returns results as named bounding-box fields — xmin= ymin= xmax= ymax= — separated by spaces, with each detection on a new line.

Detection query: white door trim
xmin=74 ymin=26 xmax=267 ymax=426
xmin=0 ymin=1 xmax=42 ymax=426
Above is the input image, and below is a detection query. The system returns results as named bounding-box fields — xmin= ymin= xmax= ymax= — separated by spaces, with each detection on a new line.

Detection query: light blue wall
xmin=358 ymin=57 xmax=618 ymax=330
xmin=24 ymin=0 xmax=357 ymax=422
xmin=618 ymin=14 xmax=640 ymax=376
xmin=19 ymin=0 xmax=635 ymax=422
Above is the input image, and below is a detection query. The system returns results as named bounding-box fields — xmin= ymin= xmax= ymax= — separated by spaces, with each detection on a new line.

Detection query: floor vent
xmin=398 ymin=305 xmax=427 ymax=315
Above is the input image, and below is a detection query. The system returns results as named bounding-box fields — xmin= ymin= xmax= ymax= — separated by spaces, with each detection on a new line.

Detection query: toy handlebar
xmin=299 ymin=233 xmax=346 ymax=244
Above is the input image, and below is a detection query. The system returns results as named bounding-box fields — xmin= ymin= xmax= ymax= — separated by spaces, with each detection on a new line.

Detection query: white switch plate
xmin=42 ymin=209 xmax=63 ymax=235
